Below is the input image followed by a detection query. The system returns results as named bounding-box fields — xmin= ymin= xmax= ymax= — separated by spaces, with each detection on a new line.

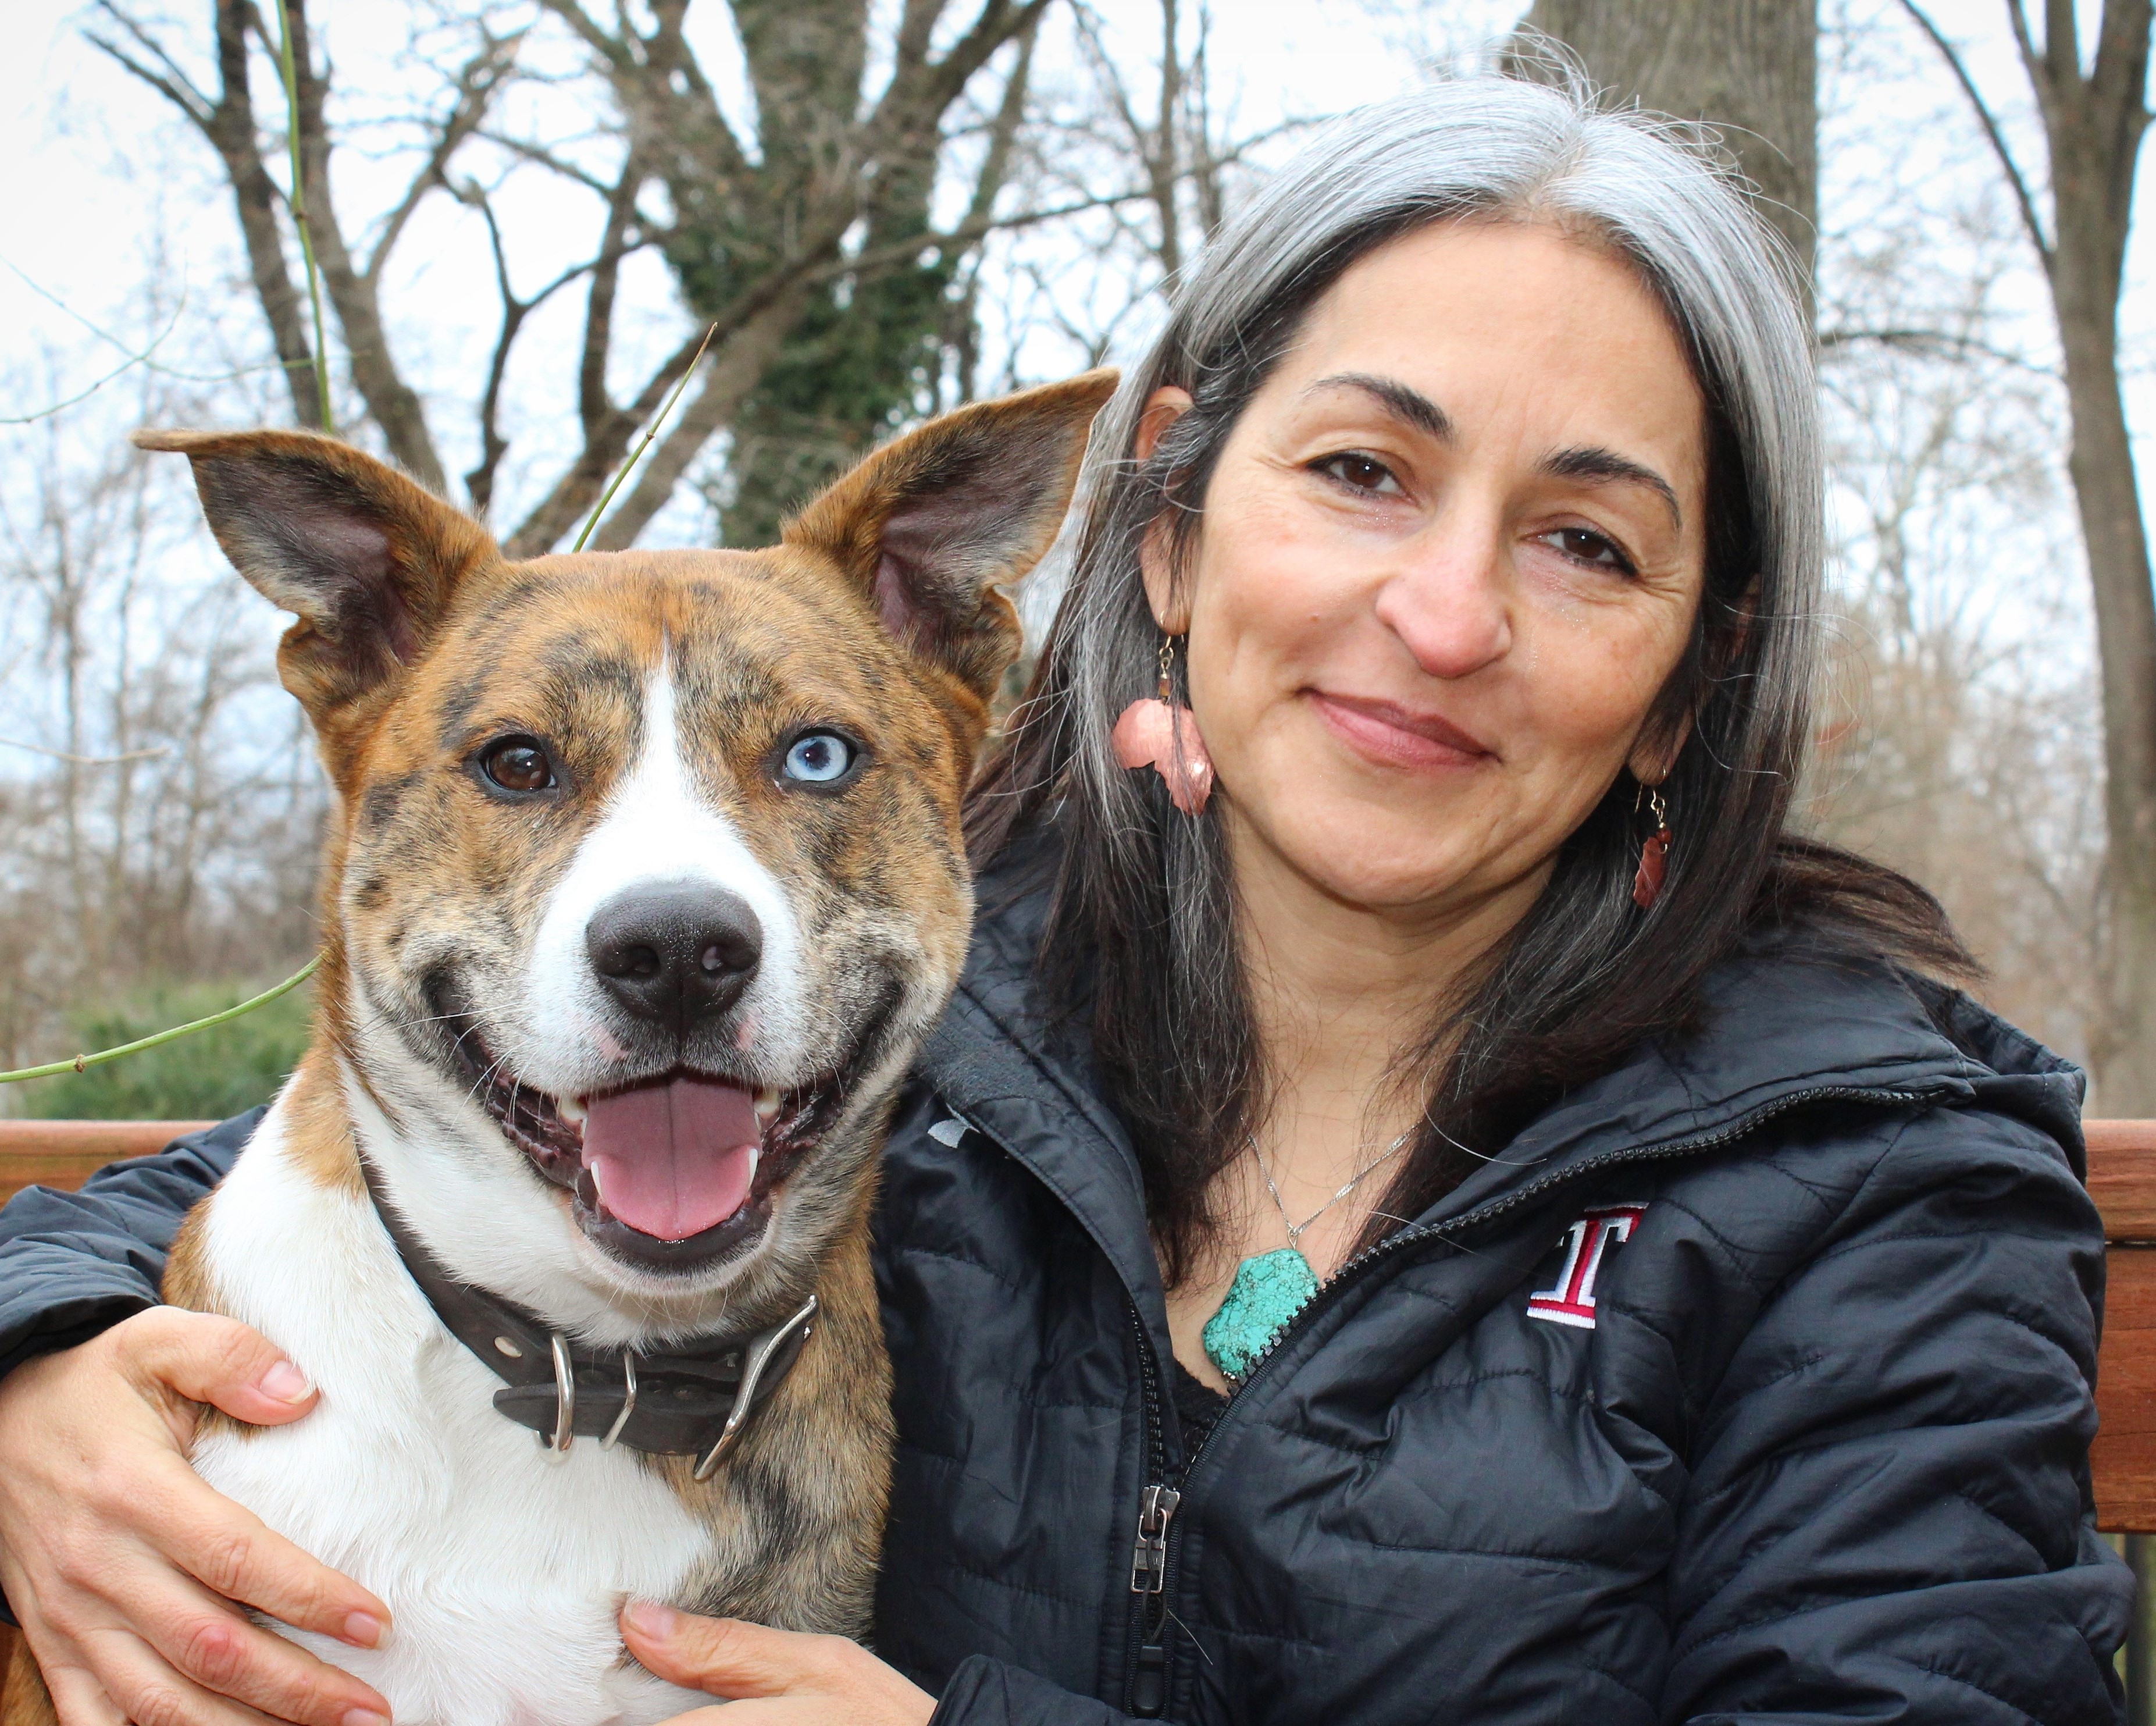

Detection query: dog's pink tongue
xmin=581 ymin=1077 xmax=760 ymax=1241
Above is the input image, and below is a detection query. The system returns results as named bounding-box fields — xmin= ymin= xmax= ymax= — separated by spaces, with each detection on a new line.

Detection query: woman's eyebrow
xmin=1540 ymin=446 xmax=1683 ymax=528
xmin=1305 ymin=372 xmax=1453 ymax=439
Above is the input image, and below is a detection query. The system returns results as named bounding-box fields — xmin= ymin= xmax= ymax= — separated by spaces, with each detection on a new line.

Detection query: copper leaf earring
xmin=1111 ymin=634 xmax=1215 ymax=814
xmin=1633 ymin=784 xmax=1673 ymax=910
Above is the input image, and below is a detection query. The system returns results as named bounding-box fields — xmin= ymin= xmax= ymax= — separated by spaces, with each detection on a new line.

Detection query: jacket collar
xmin=918 ymin=833 xmax=2084 ymax=1316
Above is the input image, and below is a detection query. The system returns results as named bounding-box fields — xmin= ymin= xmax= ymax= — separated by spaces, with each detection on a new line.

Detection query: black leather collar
xmin=358 ymin=1153 xmax=814 ymax=1472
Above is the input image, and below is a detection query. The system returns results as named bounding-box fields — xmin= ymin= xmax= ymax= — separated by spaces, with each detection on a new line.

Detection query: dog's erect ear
xmin=134 ymin=428 xmax=497 ymax=722
xmin=782 ymin=370 xmax=1118 ymax=700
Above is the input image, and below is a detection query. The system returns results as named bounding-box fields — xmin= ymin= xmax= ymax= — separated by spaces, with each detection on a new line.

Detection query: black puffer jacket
xmin=0 ymin=864 xmax=2131 ymax=1723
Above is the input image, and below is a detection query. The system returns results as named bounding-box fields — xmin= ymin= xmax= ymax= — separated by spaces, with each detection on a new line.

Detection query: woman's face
xmin=1146 ymin=219 xmax=1710 ymax=924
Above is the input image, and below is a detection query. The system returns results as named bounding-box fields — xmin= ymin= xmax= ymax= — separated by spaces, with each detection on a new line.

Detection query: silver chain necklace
xmin=1254 ymin=1126 xmax=1414 ymax=1254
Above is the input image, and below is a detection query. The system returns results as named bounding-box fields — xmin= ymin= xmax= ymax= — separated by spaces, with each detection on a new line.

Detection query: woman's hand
xmin=0 ymin=1307 xmax=395 ymax=1726
xmin=623 ymin=1602 xmax=935 ymax=1726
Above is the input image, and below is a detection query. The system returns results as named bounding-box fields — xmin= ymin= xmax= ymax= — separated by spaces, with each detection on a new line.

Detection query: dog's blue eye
xmin=782 ymin=731 xmax=854 ymax=784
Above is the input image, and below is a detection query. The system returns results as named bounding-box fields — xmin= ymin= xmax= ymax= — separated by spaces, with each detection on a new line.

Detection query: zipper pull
xmin=1130 ymin=1640 xmax=1170 ymax=1717
xmin=1128 ymin=1482 xmax=1182 ymax=1593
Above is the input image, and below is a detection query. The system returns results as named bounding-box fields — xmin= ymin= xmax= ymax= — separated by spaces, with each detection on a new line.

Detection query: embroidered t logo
xmin=1526 ymin=1202 xmax=1648 ymax=1329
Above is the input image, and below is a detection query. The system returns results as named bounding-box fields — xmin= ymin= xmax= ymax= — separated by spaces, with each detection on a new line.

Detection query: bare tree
xmin=89 ymin=0 xmax=1066 ymax=555
xmin=1514 ymin=0 xmax=1819 ymax=284
xmin=1895 ymin=0 xmax=2155 ymax=1111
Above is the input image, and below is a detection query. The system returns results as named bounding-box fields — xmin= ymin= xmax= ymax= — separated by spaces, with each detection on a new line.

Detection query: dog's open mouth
xmin=447 ymin=1027 xmax=853 ymax=1271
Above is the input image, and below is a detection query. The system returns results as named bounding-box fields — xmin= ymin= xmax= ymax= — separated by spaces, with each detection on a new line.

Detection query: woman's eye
xmin=1539 ymin=526 xmax=1637 ymax=576
xmin=782 ymin=731 xmax=856 ymax=785
xmin=1316 ymin=451 xmax=1403 ymax=496
xmin=479 ymin=736 xmax=556 ymax=793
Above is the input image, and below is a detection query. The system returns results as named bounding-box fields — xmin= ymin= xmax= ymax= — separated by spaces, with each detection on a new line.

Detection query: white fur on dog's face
xmin=519 ymin=664 xmax=810 ymax=1096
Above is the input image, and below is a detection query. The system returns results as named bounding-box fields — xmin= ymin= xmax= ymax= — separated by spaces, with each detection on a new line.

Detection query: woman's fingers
xmin=113 ymin=1560 xmax=389 ymax=1726
xmin=58 ymin=1623 xmax=293 ymax=1726
xmin=112 ymin=1307 xmax=322 ymax=1434
xmin=621 ymin=1606 xmax=933 ymax=1726
xmin=623 ymin=1606 xmax=822 ymax=1697
xmin=0 ymin=1312 xmax=392 ymax=1726
xmin=20 ymin=1456 xmax=392 ymax=1726
xmin=130 ymin=1451 xmax=387 ymax=1647
xmin=38 ymin=1651 xmax=133 ymax=1726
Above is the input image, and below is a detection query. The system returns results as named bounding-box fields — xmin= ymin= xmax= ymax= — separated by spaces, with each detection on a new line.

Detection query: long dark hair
xmin=966 ymin=76 xmax=1972 ymax=1285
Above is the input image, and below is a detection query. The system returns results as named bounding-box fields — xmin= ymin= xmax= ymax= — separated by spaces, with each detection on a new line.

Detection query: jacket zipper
xmin=1114 ymin=1081 xmax=1932 ymax=1717
xmin=1124 ymin=1305 xmax=1178 ymax=1716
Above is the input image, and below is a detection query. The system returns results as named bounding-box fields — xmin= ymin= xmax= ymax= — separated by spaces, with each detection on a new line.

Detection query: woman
xmin=0 ymin=74 xmax=2130 ymax=1726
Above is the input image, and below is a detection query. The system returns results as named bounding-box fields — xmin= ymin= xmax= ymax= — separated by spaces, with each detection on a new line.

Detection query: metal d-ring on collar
xmin=541 ymin=1341 xmax=639 ymax=1457
xmin=547 ymin=1333 xmax=577 ymax=1455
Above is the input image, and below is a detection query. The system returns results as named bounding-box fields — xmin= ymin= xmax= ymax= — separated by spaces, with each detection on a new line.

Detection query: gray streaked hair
xmin=968 ymin=72 xmax=1963 ymax=1282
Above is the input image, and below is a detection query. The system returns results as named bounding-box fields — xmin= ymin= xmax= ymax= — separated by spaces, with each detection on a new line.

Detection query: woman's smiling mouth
xmin=1305 ymin=689 xmax=1496 ymax=771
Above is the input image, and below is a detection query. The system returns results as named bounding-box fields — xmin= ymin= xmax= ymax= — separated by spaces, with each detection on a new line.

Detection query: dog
xmin=2 ymin=371 xmax=1114 ymax=1726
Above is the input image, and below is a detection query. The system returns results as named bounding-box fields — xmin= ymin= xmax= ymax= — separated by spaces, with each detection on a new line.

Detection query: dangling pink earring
xmin=1633 ymin=784 xmax=1673 ymax=910
xmin=1111 ymin=634 xmax=1214 ymax=815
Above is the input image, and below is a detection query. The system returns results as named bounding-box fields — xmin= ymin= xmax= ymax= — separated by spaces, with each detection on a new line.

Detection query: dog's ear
xmin=782 ymin=369 xmax=1118 ymax=701
xmin=134 ymin=429 xmax=497 ymax=723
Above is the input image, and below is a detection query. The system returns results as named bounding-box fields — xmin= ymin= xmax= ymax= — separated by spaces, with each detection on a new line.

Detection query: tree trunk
xmin=1516 ymin=0 xmax=1818 ymax=290
xmin=2023 ymin=0 xmax=2156 ymax=1110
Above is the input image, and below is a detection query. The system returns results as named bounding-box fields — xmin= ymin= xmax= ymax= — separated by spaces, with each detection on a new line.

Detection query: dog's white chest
xmin=193 ymin=1119 xmax=716 ymax=1726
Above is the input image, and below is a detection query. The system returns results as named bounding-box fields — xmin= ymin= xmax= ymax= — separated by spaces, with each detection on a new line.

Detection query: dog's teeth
xmin=747 ymin=1145 xmax=760 ymax=1184
xmin=558 ymin=1095 xmax=587 ymax=1125
xmin=754 ymin=1087 xmax=781 ymax=1124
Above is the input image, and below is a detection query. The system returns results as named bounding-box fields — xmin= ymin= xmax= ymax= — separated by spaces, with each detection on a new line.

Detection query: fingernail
xmin=259 ymin=1360 xmax=311 ymax=1402
xmin=341 ymin=1711 xmax=389 ymax=1726
xmin=625 ymin=1600 xmax=679 ymax=1639
xmin=341 ymin=1611 xmax=383 ymax=1648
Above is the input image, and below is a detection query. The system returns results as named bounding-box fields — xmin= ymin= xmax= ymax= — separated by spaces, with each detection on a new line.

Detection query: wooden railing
xmin=2 ymin=1117 xmax=2155 ymax=1700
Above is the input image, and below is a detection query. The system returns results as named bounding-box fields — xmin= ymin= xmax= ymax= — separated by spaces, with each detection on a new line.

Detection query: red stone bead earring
xmin=1633 ymin=784 xmax=1673 ymax=910
xmin=1111 ymin=634 xmax=1215 ymax=815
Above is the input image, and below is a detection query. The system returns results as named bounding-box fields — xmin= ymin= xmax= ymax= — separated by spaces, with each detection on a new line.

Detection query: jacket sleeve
xmin=931 ymin=1656 xmax=1141 ymax=1726
xmin=1656 ymin=1105 xmax=2131 ymax=1724
xmin=0 ymin=1108 xmax=263 ymax=1380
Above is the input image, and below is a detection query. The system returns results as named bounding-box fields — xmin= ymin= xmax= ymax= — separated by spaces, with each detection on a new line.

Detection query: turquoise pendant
xmin=1202 ymin=1247 xmax=1319 ymax=1383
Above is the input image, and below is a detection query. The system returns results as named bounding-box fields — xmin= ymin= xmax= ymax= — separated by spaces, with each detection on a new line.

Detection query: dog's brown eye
xmin=480 ymin=736 xmax=555 ymax=793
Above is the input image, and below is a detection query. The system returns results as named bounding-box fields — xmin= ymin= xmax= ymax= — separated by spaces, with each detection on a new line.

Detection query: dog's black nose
xmin=585 ymin=883 xmax=764 ymax=1035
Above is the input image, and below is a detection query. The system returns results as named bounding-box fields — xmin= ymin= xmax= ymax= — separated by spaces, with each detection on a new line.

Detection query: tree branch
xmin=365 ymin=30 xmax=523 ymax=283
xmin=273 ymin=0 xmax=447 ymax=485
xmin=86 ymin=3 xmax=212 ymax=125
xmin=589 ymin=296 xmax=803 ymax=549
xmin=93 ymin=0 xmax=326 ymax=428
xmin=1898 ymin=1 xmax=2055 ymax=267
xmin=578 ymin=150 xmax=646 ymax=437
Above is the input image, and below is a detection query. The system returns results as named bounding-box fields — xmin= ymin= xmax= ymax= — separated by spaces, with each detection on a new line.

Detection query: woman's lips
xmin=1306 ymin=690 xmax=1495 ymax=770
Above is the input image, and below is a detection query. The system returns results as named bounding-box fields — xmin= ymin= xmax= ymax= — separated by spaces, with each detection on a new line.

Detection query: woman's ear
xmin=1631 ymin=575 xmax=1756 ymax=785
xmin=1135 ymin=386 xmax=1195 ymax=632
xmin=1626 ymin=725 xmax=1687 ymax=788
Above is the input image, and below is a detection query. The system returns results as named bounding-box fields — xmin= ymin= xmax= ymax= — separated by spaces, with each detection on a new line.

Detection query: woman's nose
xmin=1371 ymin=521 xmax=1513 ymax=681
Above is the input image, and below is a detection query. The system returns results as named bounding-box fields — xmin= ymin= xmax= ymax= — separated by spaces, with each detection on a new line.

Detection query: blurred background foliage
xmin=15 ymin=980 xmax=313 ymax=1121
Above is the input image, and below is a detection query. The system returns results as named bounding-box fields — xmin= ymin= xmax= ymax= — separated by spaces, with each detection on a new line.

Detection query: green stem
xmin=0 ymin=957 xmax=322 ymax=1086
xmin=272 ymin=0 xmax=334 ymax=433
xmin=572 ymin=321 xmax=719 ymax=552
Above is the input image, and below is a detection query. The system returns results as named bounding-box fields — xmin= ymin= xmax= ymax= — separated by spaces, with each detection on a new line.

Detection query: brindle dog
xmin=3 ymin=372 xmax=1114 ymax=1726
